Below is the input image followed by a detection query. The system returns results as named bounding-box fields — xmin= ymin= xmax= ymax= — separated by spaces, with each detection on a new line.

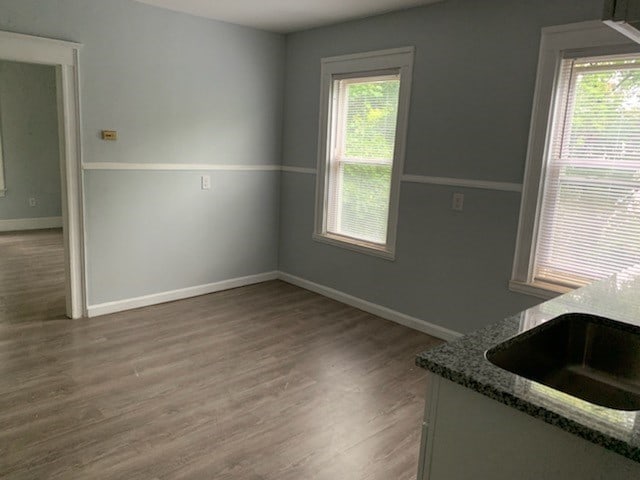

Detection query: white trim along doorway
xmin=0 ymin=30 xmax=86 ymax=318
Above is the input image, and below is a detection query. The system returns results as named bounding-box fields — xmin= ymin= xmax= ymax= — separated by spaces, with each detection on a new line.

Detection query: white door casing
xmin=0 ymin=30 xmax=86 ymax=318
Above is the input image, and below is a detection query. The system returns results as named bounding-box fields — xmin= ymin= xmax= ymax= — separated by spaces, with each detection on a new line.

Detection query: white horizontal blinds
xmin=327 ymin=74 xmax=400 ymax=244
xmin=534 ymin=53 xmax=640 ymax=287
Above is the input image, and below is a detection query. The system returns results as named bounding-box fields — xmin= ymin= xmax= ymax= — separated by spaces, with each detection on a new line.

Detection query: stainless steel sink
xmin=486 ymin=313 xmax=640 ymax=411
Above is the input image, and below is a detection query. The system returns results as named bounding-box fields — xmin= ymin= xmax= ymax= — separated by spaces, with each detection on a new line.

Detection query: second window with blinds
xmin=512 ymin=23 xmax=640 ymax=298
xmin=314 ymin=48 xmax=414 ymax=259
xmin=535 ymin=52 xmax=640 ymax=287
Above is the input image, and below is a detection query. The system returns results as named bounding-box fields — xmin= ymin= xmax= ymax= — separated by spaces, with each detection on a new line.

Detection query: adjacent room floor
xmin=0 ymin=229 xmax=66 ymax=324
xmin=0 ymin=230 xmax=441 ymax=479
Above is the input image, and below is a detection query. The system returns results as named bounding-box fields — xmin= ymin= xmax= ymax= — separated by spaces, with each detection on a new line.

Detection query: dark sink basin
xmin=486 ymin=313 xmax=640 ymax=411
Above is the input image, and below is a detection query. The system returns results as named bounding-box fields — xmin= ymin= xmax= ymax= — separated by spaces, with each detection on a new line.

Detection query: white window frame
xmin=313 ymin=47 xmax=414 ymax=260
xmin=510 ymin=21 xmax=640 ymax=299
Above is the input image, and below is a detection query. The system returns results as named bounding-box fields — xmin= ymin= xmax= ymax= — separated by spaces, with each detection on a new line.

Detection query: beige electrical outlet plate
xmin=101 ymin=130 xmax=117 ymax=141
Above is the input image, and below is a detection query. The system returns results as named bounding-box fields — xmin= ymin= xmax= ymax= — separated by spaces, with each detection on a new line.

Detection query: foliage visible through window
xmin=534 ymin=53 xmax=640 ymax=287
xmin=327 ymin=75 xmax=400 ymax=244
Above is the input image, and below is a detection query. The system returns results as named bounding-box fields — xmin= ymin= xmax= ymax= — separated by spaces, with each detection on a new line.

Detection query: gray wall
xmin=279 ymin=0 xmax=605 ymax=334
xmin=0 ymin=0 xmax=610 ymax=332
xmin=0 ymin=0 xmax=285 ymax=305
xmin=0 ymin=60 xmax=61 ymax=220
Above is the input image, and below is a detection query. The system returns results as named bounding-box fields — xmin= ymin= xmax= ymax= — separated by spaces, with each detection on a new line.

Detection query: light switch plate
xmin=452 ymin=193 xmax=464 ymax=211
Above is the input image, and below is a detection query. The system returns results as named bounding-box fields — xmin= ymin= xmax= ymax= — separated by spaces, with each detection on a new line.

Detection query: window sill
xmin=312 ymin=232 xmax=395 ymax=261
xmin=509 ymin=280 xmax=575 ymax=300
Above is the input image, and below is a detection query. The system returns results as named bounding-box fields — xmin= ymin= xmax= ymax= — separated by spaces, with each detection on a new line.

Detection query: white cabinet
xmin=417 ymin=375 xmax=640 ymax=480
xmin=603 ymin=0 xmax=640 ymax=23
xmin=603 ymin=0 xmax=640 ymax=43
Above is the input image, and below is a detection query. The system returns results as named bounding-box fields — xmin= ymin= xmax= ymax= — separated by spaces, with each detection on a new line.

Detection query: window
xmin=512 ymin=22 xmax=640 ymax=298
xmin=314 ymin=47 xmax=414 ymax=259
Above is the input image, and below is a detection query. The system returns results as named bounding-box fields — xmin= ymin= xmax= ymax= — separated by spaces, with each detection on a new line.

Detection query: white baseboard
xmin=86 ymin=269 xmax=462 ymax=342
xmin=87 ymin=271 xmax=279 ymax=318
xmin=277 ymin=272 xmax=462 ymax=342
xmin=0 ymin=216 xmax=63 ymax=232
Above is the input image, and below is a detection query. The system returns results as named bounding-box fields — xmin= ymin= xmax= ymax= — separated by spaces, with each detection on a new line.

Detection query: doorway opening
xmin=0 ymin=31 xmax=85 ymax=319
xmin=0 ymin=60 xmax=65 ymax=321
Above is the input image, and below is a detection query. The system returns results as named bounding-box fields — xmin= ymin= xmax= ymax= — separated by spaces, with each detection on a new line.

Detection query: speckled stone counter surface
xmin=416 ymin=265 xmax=640 ymax=462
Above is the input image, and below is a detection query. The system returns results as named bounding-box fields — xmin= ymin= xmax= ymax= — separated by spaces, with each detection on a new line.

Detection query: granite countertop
xmin=416 ymin=265 xmax=640 ymax=462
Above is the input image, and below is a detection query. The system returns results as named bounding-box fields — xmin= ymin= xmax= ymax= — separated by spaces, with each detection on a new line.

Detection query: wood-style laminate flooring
xmin=0 ymin=229 xmax=66 ymax=324
xmin=0 ymin=229 xmax=442 ymax=479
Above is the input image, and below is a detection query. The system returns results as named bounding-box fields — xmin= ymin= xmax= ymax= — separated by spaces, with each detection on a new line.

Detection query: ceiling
xmin=133 ymin=0 xmax=442 ymax=33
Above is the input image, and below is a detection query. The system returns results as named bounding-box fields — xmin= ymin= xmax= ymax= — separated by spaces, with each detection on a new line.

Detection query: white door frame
xmin=0 ymin=30 xmax=86 ymax=319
